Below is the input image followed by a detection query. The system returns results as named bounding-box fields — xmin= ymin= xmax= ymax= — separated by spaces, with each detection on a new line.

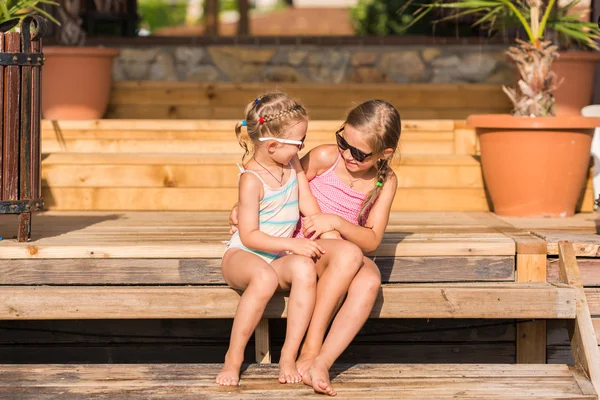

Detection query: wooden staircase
xmin=0 ymin=117 xmax=597 ymax=398
xmin=39 ymin=119 xmax=596 ymax=212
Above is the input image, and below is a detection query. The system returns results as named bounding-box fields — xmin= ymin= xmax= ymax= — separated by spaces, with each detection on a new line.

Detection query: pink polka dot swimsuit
xmin=294 ymin=152 xmax=370 ymax=238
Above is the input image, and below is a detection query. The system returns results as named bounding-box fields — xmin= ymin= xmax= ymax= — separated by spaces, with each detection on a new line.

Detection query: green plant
xmin=0 ymin=0 xmax=59 ymax=31
xmin=350 ymin=0 xmax=484 ymax=36
xmin=138 ymin=0 xmax=187 ymax=33
xmin=402 ymin=0 xmax=600 ymax=117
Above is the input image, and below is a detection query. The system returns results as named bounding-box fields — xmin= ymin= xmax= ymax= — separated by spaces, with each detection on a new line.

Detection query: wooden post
xmin=558 ymin=241 xmax=600 ymax=395
xmin=512 ymin=234 xmax=548 ymax=364
xmin=516 ymin=253 xmax=548 ymax=364
xmin=237 ymin=0 xmax=249 ymax=35
xmin=0 ymin=16 xmax=44 ymax=241
xmin=3 ymin=32 xmax=21 ymax=202
xmin=254 ymin=318 xmax=271 ymax=364
xmin=204 ymin=0 xmax=219 ymax=36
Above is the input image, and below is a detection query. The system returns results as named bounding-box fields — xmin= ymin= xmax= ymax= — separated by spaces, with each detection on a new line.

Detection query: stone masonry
xmin=112 ymin=44 xmax=514 ymax=84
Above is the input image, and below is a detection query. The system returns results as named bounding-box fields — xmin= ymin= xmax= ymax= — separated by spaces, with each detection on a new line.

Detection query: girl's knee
xmin=250 ymin=267 xmax=279 ymax=294
xmin=352 ymin=260 xmax=381 ymax=295
xmin=290 ymin=256 xmax=317 ymax=286
xmin=333 ymin=242 xmax=364 ymax=270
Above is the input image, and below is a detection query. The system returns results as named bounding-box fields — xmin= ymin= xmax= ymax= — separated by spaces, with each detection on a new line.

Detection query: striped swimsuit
xmin=294 ymin=152 xmax=369 ymax=239
xmin=225 ymin=163 xmax=299 ymax=263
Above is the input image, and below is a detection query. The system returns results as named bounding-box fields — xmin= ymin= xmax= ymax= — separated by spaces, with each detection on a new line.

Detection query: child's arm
xmin=302 ymin=172 xmax=398 ymax=253
xmin=291 ymin=154 xmax=320 ymax=217
xmin=297 ymin=146 xmax=343 ymax=239
xmin=237 ymin=172 xmax=325 ymax=258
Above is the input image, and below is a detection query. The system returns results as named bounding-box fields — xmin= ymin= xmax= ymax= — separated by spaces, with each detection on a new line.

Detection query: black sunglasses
xmin=335 ymin=128 xmax=372 ymax=163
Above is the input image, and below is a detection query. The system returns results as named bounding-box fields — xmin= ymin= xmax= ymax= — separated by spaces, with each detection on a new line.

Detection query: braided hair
xmin=343 ymin=100 xmax=402 ymax=226
xmin=235 ymin=92 xmax=308 ymax=163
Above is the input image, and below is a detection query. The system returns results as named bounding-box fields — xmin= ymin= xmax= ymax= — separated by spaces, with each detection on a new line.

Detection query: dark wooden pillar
xmin=593 ymin=0 xmax=600 ymax=104
xmin=204 ymin=0 xmax=219 ymax=36
xmin=238 ymin=0 xmax=249 ymax=35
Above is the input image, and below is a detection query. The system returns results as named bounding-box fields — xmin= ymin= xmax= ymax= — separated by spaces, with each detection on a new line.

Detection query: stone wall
xmin=113 ymin=44 xmax=514 ymax=84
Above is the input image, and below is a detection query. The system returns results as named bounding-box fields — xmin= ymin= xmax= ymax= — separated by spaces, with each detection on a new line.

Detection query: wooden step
xmin=0 ymin=363 xmax=595 ymax=399
xmin=40 ymin=153 xmax=595 ymax=212
xmin=104 ymin=81 xmax=513 ymax=120
xmin=0 ymin=282 xmax=576 ymax=320
xmin=41 ymin=119 xmax=467 ymax=155
xmin=41 ymin=153 xmax=486 ymax=188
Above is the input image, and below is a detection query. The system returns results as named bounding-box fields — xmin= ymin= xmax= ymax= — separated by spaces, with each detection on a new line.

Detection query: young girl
xmin=217 ymin=93 xmax=326 ymax=387
xmin=230 ymin=99 xmax=402 ymax=396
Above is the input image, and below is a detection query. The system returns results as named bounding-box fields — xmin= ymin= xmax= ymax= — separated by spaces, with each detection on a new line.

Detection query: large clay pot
xmin=42 ymin=46 xmax=120 ymax=120
xmin=467 ymin=114 xmax=600 ymax=217
xmin=551 ymin=51 xmax=600 ymax=116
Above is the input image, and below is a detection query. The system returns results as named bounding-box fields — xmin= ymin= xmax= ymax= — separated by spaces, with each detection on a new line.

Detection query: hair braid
xmin=234 ymin=92 xmax=308 ymax=162
xmin=358 ymin=159 xmax=390 ymax=226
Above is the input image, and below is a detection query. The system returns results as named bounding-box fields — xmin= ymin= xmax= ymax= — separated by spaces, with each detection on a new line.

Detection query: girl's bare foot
xmin=305 ymin=358 xmax=336 ymax=396
xmin=296 ymin=350 xmax=318 ymax=377
xmin=279 ymin=356 xmax=302 ymax=384
xmin=216 ymin=352 xmax=242 ymax=386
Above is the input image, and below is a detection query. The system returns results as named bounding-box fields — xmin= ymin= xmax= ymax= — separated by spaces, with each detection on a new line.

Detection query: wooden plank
xmin=548 ymin=258 xmax=600 ymax=287
xmin=0 ymin=256 xmax=515 ymax=285
xmin=0 ymin=32 xmax=4 ymax=194
xmin=40 ymin=136 xmax=456 ymax=155
xmin=30 ymin=39 xmax=41 ymax=199
xmin=0 ymin=363 xmax=593 ymax=399
xmin=0 ymin=233 xmax=516 ymax=259
xmin=105 ymin=105 xmax=509 ymax=121
xmin=19 ymin=32 xmax=33 ymax=200
xmin=545 ymin=232 xmax=600 ymax=257
xmin=39 ymin=119 xmax=457 ymax=132
xmin=39 ymin=187 xmax=496 ymax=212
xmin=40 ymin=153 xmax=478 ymax=166
xmin=108 ymin=82 xmax=513 ymax=109
xmin=558 ymin=241 xmax=600 ymax=396
xmin=0 ymin=283 xmax=576 ymax=320
xmin=40 ymin=156 xmax=485 ymax=189
xmin=254 ymin=319 xmax=270 ymax=364
xmin=2 ymin=32 xmax=21 ymax=201
xmin=42 ymin=185 xmax=600 ymax=213
xmin=585 ymin=289 xmax=600 ymax=315
xmin=516 ymin=250 xmax=547 ymax=364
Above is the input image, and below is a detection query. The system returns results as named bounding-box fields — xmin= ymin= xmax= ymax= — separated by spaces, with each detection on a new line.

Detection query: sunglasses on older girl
xmin=259 ymin=135 xmax=306 ymax=150
xmin=335 ymin=128 xmax=372 ymax=162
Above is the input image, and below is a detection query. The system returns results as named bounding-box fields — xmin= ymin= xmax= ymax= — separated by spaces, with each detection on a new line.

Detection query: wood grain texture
xmin=0 ymin=363 xmax=594 ymax=399
xmin=0 ymin=283 xmax=576 ymax=320
xmin=0 ymin=256 xmax=514 ymax=284
xmin=2 ymin=32 xmax=21 ymax=201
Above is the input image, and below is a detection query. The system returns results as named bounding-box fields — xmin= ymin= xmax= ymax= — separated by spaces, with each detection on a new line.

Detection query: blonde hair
xmin=235 ymin=92 xmax=308 ymax=163
xmin=343 ymin=100 xmax=402 ymax=225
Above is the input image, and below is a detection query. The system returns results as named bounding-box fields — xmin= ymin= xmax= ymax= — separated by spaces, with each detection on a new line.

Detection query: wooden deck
xmin=0 ymin=363 xmax=596 ymax=399
xmin=1 ymin=211 xmax=599 ymax=397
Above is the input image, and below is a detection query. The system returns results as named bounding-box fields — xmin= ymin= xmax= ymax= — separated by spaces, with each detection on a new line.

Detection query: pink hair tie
xmin=258 ymin=117 xmax=265 ymax=124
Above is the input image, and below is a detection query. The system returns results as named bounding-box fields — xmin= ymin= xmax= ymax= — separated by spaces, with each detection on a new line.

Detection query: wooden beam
xmin=0 ymin=283 xmax=576 ymax=320
xmin=254 ymin=318 xmax=270 ymax=364
xmin=558 ymin=240 xmax=600 ymax=396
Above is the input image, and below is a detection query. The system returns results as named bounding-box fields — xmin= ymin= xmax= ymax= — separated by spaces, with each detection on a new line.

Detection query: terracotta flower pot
xmin=467 ymin=114 xmax=600 ymax=217
xmin=551 ymin=51 xmax=600 ymax=116
xmin=42 ymin=46 xmax=120 ymax=120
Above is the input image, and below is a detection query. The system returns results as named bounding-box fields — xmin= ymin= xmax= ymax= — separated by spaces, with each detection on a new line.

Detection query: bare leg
xmin=270 ymin=255 xmax=317 ymax=384
xmin=305 ymin=256 xmax=381 ymax=396
xmin=216 ymin=249 xmax=280 ymax=386
xmin=296 ymin=239 xmax=364 ymax=376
